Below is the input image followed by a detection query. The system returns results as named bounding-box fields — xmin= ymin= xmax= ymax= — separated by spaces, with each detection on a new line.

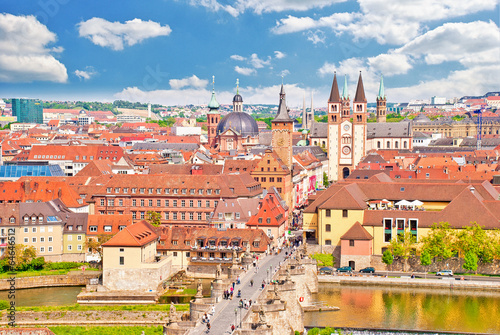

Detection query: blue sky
xmin=0 ymin=0 xmax=499 ymax=107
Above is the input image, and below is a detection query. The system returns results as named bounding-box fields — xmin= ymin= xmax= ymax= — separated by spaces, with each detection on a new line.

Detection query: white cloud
xmin=274 ymin=51 xmax=286 ymax=59
xmin=190 ymin=0 xmax=345 ymax=17
xmin=306 ymin=30 xmax=326 ymax=44
xmin=114 ymin=83 xmax=321 ymax=107
xmin=0 ymin=13 xmax=67 ymax=83
xmin=271 ymin=0 xmax=500 ymax=45
xmin=249 ymin=53 xmax=271 ymax=68
xmin=230 ymin=54 xmax=246 ymax=61
xmin=235 ymin=66 xmax=256 ymax=76
xmin=367 ymin=53 xmax=412 ymax=76
xmin=169 ymin=75 xmax=208 ymax=90
xmin=74 ymin=67 xmax=98 ymax=81
xmin=77 ymin=18 xmax=171 ymax=51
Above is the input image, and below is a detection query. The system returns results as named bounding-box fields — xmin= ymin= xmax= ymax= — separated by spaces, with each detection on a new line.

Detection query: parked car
xmin=336 ymin=266 xmax=352 ymax=273
xmin=436 ymin=269 xmax=454 ymax=276
xmin=359 ymin=267 xmax=375 ymax=273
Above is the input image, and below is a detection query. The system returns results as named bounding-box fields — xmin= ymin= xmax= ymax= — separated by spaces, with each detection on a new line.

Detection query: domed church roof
xmin=233 ymin=94 xmax=243 ymax=103
xmin=216 ymin=112 xmax=259 ymax=137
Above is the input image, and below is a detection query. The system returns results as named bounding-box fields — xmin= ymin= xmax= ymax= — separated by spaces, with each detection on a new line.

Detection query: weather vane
xmin=236 ymin=78 xmax=239 ymax=94
xmin=212 ymin=75 xmax=215 ymax=91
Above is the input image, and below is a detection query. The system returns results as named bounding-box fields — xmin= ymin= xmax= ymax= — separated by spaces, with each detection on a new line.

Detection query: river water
xmin=0 ymin=286 xmax=83 ymax=306
xmin=305 ymin=283 xmax=500 ymax=334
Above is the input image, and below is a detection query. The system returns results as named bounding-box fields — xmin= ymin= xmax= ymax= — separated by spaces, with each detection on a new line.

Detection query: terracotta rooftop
xmin=102 ymin=220 xmax=158 ymax=247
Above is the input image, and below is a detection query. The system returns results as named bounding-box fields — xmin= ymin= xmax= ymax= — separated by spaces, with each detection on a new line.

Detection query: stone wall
xmin=388 ymin=256 xmax=500 ymax=275
xmin=0 ymin=272 xmax=99 ymax=290
xmin=340 ymin=254 xmax=371 ymax=270
xmin=303 ymin=244 xmax=338 ymax=267
xmin=186 ymin=264 xmax=232 ymax=279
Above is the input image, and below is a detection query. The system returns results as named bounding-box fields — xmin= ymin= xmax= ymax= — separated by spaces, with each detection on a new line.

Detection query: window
xmin=100 ymin=199 xmax=105 ymax=206
xmin=173 ymin=212 xmax=178 ymax=220
xmin=114 ymin=188 xmax=120 ymax=193
xmin=181 ymin=200 xmax=185 ymax=207
xmin=119 ymin=256 xmax=124 ymax=265
xmin=77 ymin=245 xmax=82 ymax=251
xmin=140 ymin=188 xmax=145 ymax=194
xmin=384 ymin=218 xmax=392 ymax=242
xmin=182 ymin=189 xmax=187 ymax=194
xmin=181 ymin=212 xmax=185 ymax=220
xmin=172 ymin=240 xmax=178 ymax=245
xmin=140 ymin=212 xmax=145 ymax=219
xmin=269 ymin=177 xmax=275 ymax=182
xmin=198 ymin=200 xmax=202 ymax=207
xmin=123 ymin=188 xmax=129 ymax=194
xmin=261 ymin=177 xmax=267 ymax=182
xmin=77 ymin=235 xmax=82 ymax=241
xmin=32 ymin=237 xmax=37 ymax=243
xmin=349 ymin=240 xmax=355 ymax=247
xmin=40 ymin=227 xmax=45 ymax=233
xmin=325 ymin=224 xmax=331 ymax=232
xmin=104 ymin=226 xmax=112 ymax=232
xmin=140 ymin=199 xmax=144 ymax=206
xmin=235 ymin=212 xmax=240 ymax=219
xmin=40 ymin=247 xmax=45 ymax=253
xmin=173 ymin=252 xmax=178 ymax=257
xmin=157 ymin=200 xmax=161 ymax=207
xmin=218 ymin=213 xmax=223 ymax=219
xmin=31 ymin=216 xmax=36 ymax=223
xmin=258 ymin=218 xmax=263 ymax=224
xmin=198 ymin=212 xmax=202 ymax=220
xmin=397 ymin=218 xmax=405 ymax=230
xmin=48 ymin=236 xmax=53 ymax=242
xmin=189 ymin=200 xmax=194 ymax=207
xmin=67 ymin=245 xmax=72 ymax=251
xmin=266 ymin=218 xmax=271 ymax=223
xmin=326 ymin=209 xmax=331 ymax=217
xmin=67 ymin=235 xmax=73 ymax=241
xmin=325 ymin=240 xmax=332 ymax=245
xmin=190 ymin=189 xmax=195 ymax=195
xmin=132 ymin=199 xmax=137 ymax=206
xmin=24 ymin=227 xmax=28 ymax=233
xmin=148 ymin=199 xmax=153 ymax=207
xmin=342 ymin=209 xmax=348 ymax=218
xmin=24 ymin=238 xmax=28 ymax=243
xmin=189 ymin=212 xmax=194 ymax=220
xmin=118 ymin=199 xmax=123 ymax=206
xmin=132 ymin=212 xmax=137 ymax=219
xmin=38 ymin=216 xmax=43 ymax=223
xmin=90 ymin=226 xmax=97 ymax=232
xmin=173 ymin=200 xmax=178 ymax=207
xmin=156 ymin=188 xmax=161 ymax=194
xmin=107 ymin=187 xmax=111 ymax=193
xmin=48 ymin=246 xmax=53 ymax=252
xmin=165 ymin=200 xmax=170 ymax=207
xmin=107 ymin=199 xmax=114 ymax=206
xmin=132 ymin=188 xmax=137 ymax=194
xmin=206 ymin=200 xmax=210 ymax=207
xmin=165 ymin=212 xmax=169 ymax=220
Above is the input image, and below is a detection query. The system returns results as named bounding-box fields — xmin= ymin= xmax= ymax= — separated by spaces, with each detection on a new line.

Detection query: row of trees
xmin=382 ymin=222 xmax=500 ymax=273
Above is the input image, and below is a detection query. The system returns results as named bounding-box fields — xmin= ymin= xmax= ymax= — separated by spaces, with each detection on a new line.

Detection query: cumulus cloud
xmin=249 ymin=54 xmax=271 ymax=68
xmin=77 ymin=18 xmax=171 ymax=51
xmin=235 ymin=66 xmax=256 ymax=76
xmin=74 ymin=66 xmax=98 ymax=81
xmin=271 ymin=0 xmax=500 ymax=45
xmin=169 ymin=75 xmax=208 ymax=89
xmin=230 ymin=54 xmax=246 ymax=61
xmin=306 ymin=30 xmax=326 ymax=44
xmin=274 ymin=51 xmax=286 ymax=59
xmin=0 ymin=13 xmax=67 ymax=83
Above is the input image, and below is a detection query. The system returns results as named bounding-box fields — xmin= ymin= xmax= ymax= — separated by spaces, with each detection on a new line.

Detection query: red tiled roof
xmin=340 ymin=222 xmax=373 ymax=240
xmin=102 ymin=220 xmax=158 ymax=247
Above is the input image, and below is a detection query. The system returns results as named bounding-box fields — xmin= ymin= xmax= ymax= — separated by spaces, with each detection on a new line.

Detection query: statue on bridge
xmin=258 ymin=305 xmax=267 ymax=324
xmin=215 ymin=263 xmax=222 ymax=279
xmin=195 ymin=279 xmax=204 ymax=300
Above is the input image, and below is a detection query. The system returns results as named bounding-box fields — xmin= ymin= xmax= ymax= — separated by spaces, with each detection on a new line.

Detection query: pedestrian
xmin=250 ymin=279 xmax=254 ymax=287
xmin=262 ymin=280 xmax=265 ymax=289
xmin=231 ymin=324 xmax=235 ymax=331
xmin=232 ymin=281 xmax=235 ymax=289
xmin=211 ymin=305 xmax=215 ymax=315
xmin=249 ymin=299 xmax=252 ymax=307
xmin=206 ymin=322 xmax=211 ymax=333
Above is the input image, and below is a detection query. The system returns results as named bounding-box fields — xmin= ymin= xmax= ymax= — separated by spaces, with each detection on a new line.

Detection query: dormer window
xmin=24 ymin=216 xmax=29 ymax=223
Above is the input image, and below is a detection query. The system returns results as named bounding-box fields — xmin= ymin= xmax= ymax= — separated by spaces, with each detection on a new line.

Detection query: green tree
xmin=457 ymin=222 xmax=494 ymax=264
xmin=322 ymin=172 xmax=329 ymax=188
xmin=310 ymin=253 xmax=335 ymax=267
xmin=420 ymin=249 xmax=432 ymax=279
xmin=390 ymin=231 xmax=417 ymax=272
xmin=146 ymin=211 xmax=162 ymax=227
xmin=420 ymin=222 xmax=457 ymax=261
xmin=463 ymin=251 xmax=478 ymax=275
xmin=382 ymin=249 xmax=394 ymax=272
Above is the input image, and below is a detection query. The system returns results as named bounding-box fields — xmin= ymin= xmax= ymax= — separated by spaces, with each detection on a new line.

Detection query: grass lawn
xmin=0 ymin=268 xmax=100 ymax=279
xmin=50 ymin=326 xmax=164 ymax=335
xmin=17 ymin=303 xmax=190 ymax=313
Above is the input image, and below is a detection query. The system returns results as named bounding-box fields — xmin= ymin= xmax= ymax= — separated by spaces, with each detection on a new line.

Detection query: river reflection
xmin=305 ymin=284 xmax=500 ymax=334
xmin=0 ymin=286 xmax=83 ymax=306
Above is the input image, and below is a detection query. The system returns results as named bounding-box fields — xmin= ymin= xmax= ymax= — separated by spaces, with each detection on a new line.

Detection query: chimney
xmin=23 ymin=181 xmax=30 ymax=194
xmin=58 ymin=188 xmax=62 ymax=198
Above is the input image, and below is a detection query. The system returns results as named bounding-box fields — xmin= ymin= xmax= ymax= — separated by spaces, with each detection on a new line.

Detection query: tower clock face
xmin=343 ymin=124 xmax=350 ymax=131
xmin=342 ymin=146 xmax=351 ymax=155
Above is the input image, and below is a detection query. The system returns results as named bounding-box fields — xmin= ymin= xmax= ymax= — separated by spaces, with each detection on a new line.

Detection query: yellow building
xmin=303 ymin=174 xmax=500 ymax=269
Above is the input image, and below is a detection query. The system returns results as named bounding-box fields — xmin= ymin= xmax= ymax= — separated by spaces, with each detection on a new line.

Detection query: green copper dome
xmin=208 ymin=90 xmax=220 ymax=110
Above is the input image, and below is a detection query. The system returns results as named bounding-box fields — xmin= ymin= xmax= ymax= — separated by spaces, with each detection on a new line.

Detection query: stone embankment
xmin=319 ymin=274 xmax=500 ymax=291
xmin=0 ymin=271 xmax=101 ymax=290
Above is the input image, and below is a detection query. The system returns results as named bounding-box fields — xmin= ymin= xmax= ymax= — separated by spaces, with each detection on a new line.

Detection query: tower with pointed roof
xmin=376 ymin=75 xmax=387 ymax=123
xmin=207 ymin=76 xmax=220 ymax=148
xmin=272 ymin=84 xmax=294 ymax=170
xmin=233 ymin=78 xmax=243 ymax=112
xmin=327 ymin=72 xmax=367 ymax=181
xmin=271 ymin=84 xmax=294 ymax=212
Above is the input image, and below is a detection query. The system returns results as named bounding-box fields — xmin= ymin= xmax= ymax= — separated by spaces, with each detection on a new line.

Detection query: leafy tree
xmin=420 ymin=249 xmax=432 ymax=278
xmin=310 ymin=253 xmax=335 ymax=267
xmin=463 ymin=251 xmax=478 ymax=274
xmin=382 ymin=249 xmax=394 ymax=271
xmin=146 ymin=211 xmax=162 ymax=227
xmin=322 ymin=172 xmax=329 ymax=188
xmin=85 ymin=234 xmax=114 ymax=260
xmin=420 ymin=222 xmax=457 ymax=261
xmin=389 ymin=231 xmax=417 ymax=272
xmin=456 ymin=222 xmax=494 ymax=264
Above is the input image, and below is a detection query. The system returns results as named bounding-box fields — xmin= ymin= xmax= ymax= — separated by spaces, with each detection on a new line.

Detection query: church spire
xmin=378 ymin=75 xmax=385 ymax=99
xmin=208 ymin=75 xmax=220 ymax=111
xmin=328 ymin=72 xmax=340 ymax=102
xmin=273 ymin=84 xmax=292 ymax=122
xmin=342 ymin=75 xmax=349 ymax=100
xmin=236 ymin=78 xmax=239 ymax=94
xmin=354 ymin=71 xmax=366 ymax=102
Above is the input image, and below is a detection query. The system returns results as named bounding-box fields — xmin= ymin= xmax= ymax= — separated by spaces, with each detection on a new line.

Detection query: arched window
xmin=387 ymin=141 xmax=391 ymax=148
xmin=377 ymin=141 xmax=381 ymax=149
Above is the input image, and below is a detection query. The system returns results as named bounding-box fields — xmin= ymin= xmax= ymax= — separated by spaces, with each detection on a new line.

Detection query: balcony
xmin=190 ymin=257 xmax=238 ymax=263
xmin=191 ymin=245 xmax=242 ymax=251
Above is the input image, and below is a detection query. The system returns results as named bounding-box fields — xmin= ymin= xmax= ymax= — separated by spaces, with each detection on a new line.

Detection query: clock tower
xmin=327 ymin=72 xmax=367 ymax=181
xmin=272 ymin=84 xmax=293 ymax=171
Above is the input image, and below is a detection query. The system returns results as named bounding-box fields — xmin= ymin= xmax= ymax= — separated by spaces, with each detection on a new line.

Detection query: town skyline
xmin=1 ymin=1 xmax=499 ymax=106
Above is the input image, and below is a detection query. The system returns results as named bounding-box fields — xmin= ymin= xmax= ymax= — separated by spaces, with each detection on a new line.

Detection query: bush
xmin=44 ymin=262 xmax=83 ymax=271
xmin=0 ymin=300 xmax=9 ymax=310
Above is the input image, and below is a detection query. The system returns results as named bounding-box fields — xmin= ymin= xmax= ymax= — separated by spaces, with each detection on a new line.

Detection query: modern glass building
xmin=11 ymin=98 xmax=43 ymax=124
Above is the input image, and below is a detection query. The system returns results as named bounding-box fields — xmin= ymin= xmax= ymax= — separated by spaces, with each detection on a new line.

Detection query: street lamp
xmin=267 ymin=269 xmax=269 ymax=283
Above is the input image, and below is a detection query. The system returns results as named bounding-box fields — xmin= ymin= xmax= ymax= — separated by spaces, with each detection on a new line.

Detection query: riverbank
xmin=318 ymin=274 xmax=500 ymax=291
xmin=0 ymin=271 xmax=100 ymax=290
